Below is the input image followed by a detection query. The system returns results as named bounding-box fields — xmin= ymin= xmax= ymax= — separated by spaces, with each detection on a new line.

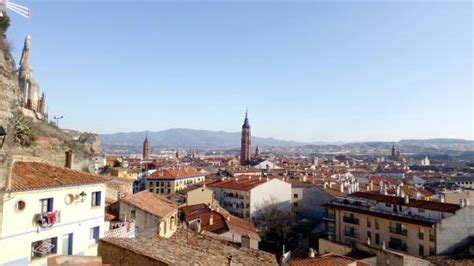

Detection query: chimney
xmin=324 ymin=182 xmax=328 ymax=189
xmin=65 ymin=150 xmax=74 ymax=169
xmin=460 ymin=198 xmax=466 ymax=207
xmin=465 ymin=198 xmax=470 ymax=206
xmin=308 ymin=248 xmax=316 ymax=258
xmin=227 ymin=215 xmax=231 ymax=221
xmin=440 ymin=194 xmax=445 ymax=203
xmin=340 ymin=183 xmax=344 ymax=193
xmin=366 ymin=183 xmax=370 ymax=191
xmin=416 ymin=191 xmax=421 ymax=200
xmin=396 ymin=185 xmax=401 ymax=197
xmin=404 ymin=195 xmax=409 ymax=204
xmin=209 ymin=214 xmax=214 ymax=226
xmin=369 ymin=180 xmax=374 ymax=191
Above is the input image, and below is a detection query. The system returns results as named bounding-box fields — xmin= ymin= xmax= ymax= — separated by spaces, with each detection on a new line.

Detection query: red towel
xmin=47 ymin=212 xmax=56 ymax=224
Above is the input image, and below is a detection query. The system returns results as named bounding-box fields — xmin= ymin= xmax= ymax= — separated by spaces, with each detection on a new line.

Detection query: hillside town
xmin=0 ymin=2 xmax=473 ymax=266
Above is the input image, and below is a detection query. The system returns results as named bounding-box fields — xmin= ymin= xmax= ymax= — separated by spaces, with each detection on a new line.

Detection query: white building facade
xmin=0 ymin=161 xmax=108 ymax=266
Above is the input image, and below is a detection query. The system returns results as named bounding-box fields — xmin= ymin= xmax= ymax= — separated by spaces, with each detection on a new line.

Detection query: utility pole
xmin=53 ymin=116 xmax=64 ymax=127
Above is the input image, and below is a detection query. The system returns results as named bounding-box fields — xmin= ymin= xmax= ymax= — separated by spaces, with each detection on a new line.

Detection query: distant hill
xmin=101 ymin=129 xmax=474 ymax=155
xmin=101 ymin=128 xmax=307 ymax=149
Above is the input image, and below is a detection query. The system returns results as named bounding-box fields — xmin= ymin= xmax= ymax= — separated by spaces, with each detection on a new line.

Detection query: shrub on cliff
xmin=13 ymin=115 xmax=35 ymax=147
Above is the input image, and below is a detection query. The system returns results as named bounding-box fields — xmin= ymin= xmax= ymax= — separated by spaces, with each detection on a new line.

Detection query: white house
xmin=252 ymin=160 xmax=282 ymax=170
xmin=207 ymin=176 xmax=291 ymax=221
xmin=0 ymin=160 xmax=109 ymax=266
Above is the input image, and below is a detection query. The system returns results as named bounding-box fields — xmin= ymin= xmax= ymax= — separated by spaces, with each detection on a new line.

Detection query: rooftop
xmin=148 ymin=168 xmax=203 ymax=180
xmin=100 ymin=228 xmax=276 ymax=265
xmin=349 ymin=192 xmax=460 ymax=213
xmin=207 ymin=176 xmax=269 ymax=191
xmin=3 ymin=161 xmax=109 ymax=192
xmin=121 ymin=191 xmax=177 ymax=218
xmin=289 ymin=253 xmax=368 ymax=266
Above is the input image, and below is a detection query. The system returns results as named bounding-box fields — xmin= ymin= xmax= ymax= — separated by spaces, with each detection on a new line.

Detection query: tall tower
xmin=18 ymin=35 xmax=40 ymax=111
xmin=240 ymin=110 xmax=251 ymax=165
xmin=143 ymin=133 xmax=150 ymax=160
xmin=391 ymin=144 xmax=396 ymax=158
xmin=254 ymin=145 xmax=260 ymax=159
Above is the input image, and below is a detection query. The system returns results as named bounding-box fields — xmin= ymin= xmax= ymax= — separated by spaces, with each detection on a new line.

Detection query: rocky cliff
xmin=0 ymin=15 xmax=101 ymax=188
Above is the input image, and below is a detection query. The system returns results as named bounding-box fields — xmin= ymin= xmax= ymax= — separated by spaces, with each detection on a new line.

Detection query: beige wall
xmin=146 ymin=176 xmax=205 ymax=196
xmin=333 ymin=209 xmax=435 ymax=257
xmin=99 ymin=241 xmax=167 ymax=266
xmin=186 ymin=187 xmax=213 ymax=206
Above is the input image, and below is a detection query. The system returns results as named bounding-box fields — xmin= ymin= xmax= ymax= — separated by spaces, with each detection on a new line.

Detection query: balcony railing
xmin=343 ymin=216 xmax=359 ymax=225
xmin=388 ymin=241 xmax=408 ymax=252
xmin=389 ymin=227 xmax=408 ymax=236
xmin=343 ymin=230 xmax=359 ymax=239
xmin=325 ymin=213 xmax=336 ymax=220
xmin=105 ymin=221 xmax=135 ymax=238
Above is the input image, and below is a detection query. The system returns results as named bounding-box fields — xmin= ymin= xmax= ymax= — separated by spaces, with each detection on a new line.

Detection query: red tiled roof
xmin=290 ymin=253 xmax=360 ymax=266
xmin=121 ymin=191 xmax=177 ymax=218
xmin=206 ymin=176 xmax=269 ymax=191
xmin=348 ymin=192 xmax=460 ymax=213
xmin=181 ymin=204 xmax=260 ymax=240
xmin=148 ymin=168 xmax=203 ymax=180
xmin=4 ymin=161 xmax=109 ymax=191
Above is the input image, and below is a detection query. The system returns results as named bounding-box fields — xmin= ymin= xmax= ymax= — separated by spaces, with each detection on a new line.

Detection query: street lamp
xmin=53 ymin=116 xmax=64 ymax=127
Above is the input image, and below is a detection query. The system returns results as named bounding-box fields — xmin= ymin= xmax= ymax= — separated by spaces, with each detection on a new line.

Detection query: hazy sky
xmin=7 ymin=1 xmax=473 ymax=142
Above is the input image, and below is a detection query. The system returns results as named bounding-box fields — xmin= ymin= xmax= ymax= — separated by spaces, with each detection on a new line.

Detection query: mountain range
xmin=101 ymin=129 xmax=474 ymax=155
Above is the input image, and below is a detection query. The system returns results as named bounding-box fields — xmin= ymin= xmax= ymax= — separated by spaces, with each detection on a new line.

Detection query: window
xmin=167 ymin=189 xmax=171 ymax=194
xmin=418 ymin=228 xmax=424 ymax=240
xmin=375 ymin=219 xmax=379 ymax=230
xmin=40 ymin=198 xmax=53 ymax=213
xmin=367 ymin=217 xmax=371 ymax=227
xmin=293 ymin=193 xmax=298 ymax=199
xmin=131 ymin=210 xmax=136 ymax=220
xmin=367 ymin=231 xmax=372 ymax=241
xmin=293 ymin=202 xmax=298 ymax=207
xmin=91 ymin=191 xmax=101 ymax=207
xmin=375 ymin=233 xmax=380 ymax=245
xmin=31 ymin=237 xmax=57 ymax=259
xmin=419 ymin=244 xmax=424 ymax=256
xmin=160 ymin=189 xmax=164 ymax=194
xmin=90 ymin=226 xmax=100 ymax=243
xmin=385 ymin=203 xmax=391 ymax=207
xmin=149 ymin=188 xmax=153 ymax=192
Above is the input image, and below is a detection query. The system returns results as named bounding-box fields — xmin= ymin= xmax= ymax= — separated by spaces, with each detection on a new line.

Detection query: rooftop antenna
xmin=0 ymin=0 xmax=31 ymax=18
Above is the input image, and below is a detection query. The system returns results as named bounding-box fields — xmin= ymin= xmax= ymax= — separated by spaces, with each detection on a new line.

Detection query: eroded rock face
xmin=0 ymin=17 xmax=101 ymax=187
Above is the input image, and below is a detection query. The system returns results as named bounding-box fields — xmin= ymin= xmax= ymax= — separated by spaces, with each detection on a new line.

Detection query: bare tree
xmin=252 ymin=196 xmax=295 ymax=240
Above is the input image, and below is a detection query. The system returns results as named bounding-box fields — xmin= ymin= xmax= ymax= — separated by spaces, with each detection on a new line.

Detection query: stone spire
xmin=18 ymin=35 xmax=40 ymax=111
xmin=240 ymin=110 xmax=251 ymax=165
xmin=142 ymin=132 xmax=150 ymax=160
xmin=254 ymin=145 xmax=260 ymax=158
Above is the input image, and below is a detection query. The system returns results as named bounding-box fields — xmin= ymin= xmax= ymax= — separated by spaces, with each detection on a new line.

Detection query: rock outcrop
xmin=0 ymin=15 xmax=101 ymax=188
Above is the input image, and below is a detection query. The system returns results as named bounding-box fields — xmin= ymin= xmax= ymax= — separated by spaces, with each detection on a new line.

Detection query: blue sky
xmin=7 ymin=1 xmax=473 ymax=142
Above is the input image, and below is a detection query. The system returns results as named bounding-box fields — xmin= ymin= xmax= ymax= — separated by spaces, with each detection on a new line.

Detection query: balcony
xmin=389 ymin=227 xmax=408 ymax=236
xmin=105 ymin=221 xmax=135 ymax=238
xmin=343 ymin=216 xmax=359 ymax=225
xmin=344 ymin=230 xmax=359 ymax=239
xmin=34 ymin=211 xmax=61 ymax=228
xmin=388 ymin=241 xmax=408 ymax=252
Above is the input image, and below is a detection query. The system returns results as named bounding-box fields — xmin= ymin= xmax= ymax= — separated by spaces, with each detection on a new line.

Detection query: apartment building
xmin=146 ymin=168 xmax=205 ymax=196
xmin=323 ymin=192 xmax=474 ymax=257
xmin=0 ymin=161 xmax=108 ymax=266
xmin=207 ymin=176 xmax=291 ymax=220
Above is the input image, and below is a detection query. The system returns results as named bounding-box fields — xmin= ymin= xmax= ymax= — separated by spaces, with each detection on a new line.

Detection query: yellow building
xmin=110 ymin=167 xmax=139 ymax=180
xmin=324 ymin=192 xmax=474 ymax=257
xmin=146 ymin=168 xmax=205 ymax=196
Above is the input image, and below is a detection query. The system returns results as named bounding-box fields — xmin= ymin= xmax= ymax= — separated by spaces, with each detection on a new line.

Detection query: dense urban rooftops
xmin=148 ymin=168 xmax=203 ymax=180
xmin=207 ymin=175 xmax=270 ymax=191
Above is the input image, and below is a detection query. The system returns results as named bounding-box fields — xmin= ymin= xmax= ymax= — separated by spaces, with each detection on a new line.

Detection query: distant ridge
xmin=101 ymin=128 xmax=308 ymax=148
xmin=101 ymin=129 xmax=474 ymax=152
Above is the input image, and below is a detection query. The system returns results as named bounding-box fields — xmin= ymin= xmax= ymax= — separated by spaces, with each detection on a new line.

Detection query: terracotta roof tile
xmin=5 ymin=161 xmax=109 ymax=191
xmin=207 ymin=176 xmax=269 ymax=191
xmin=148 ymin=168 xmax=203 ymax=180
xmin=121 ymin=191 xmax=177 ymax=218
xmin=290 ymin=253 xmax=357 ymax=266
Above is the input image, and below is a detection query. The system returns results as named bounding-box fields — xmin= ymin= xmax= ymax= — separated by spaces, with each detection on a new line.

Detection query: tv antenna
xmin=0 ymin=0 xmax=31 ymax=18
